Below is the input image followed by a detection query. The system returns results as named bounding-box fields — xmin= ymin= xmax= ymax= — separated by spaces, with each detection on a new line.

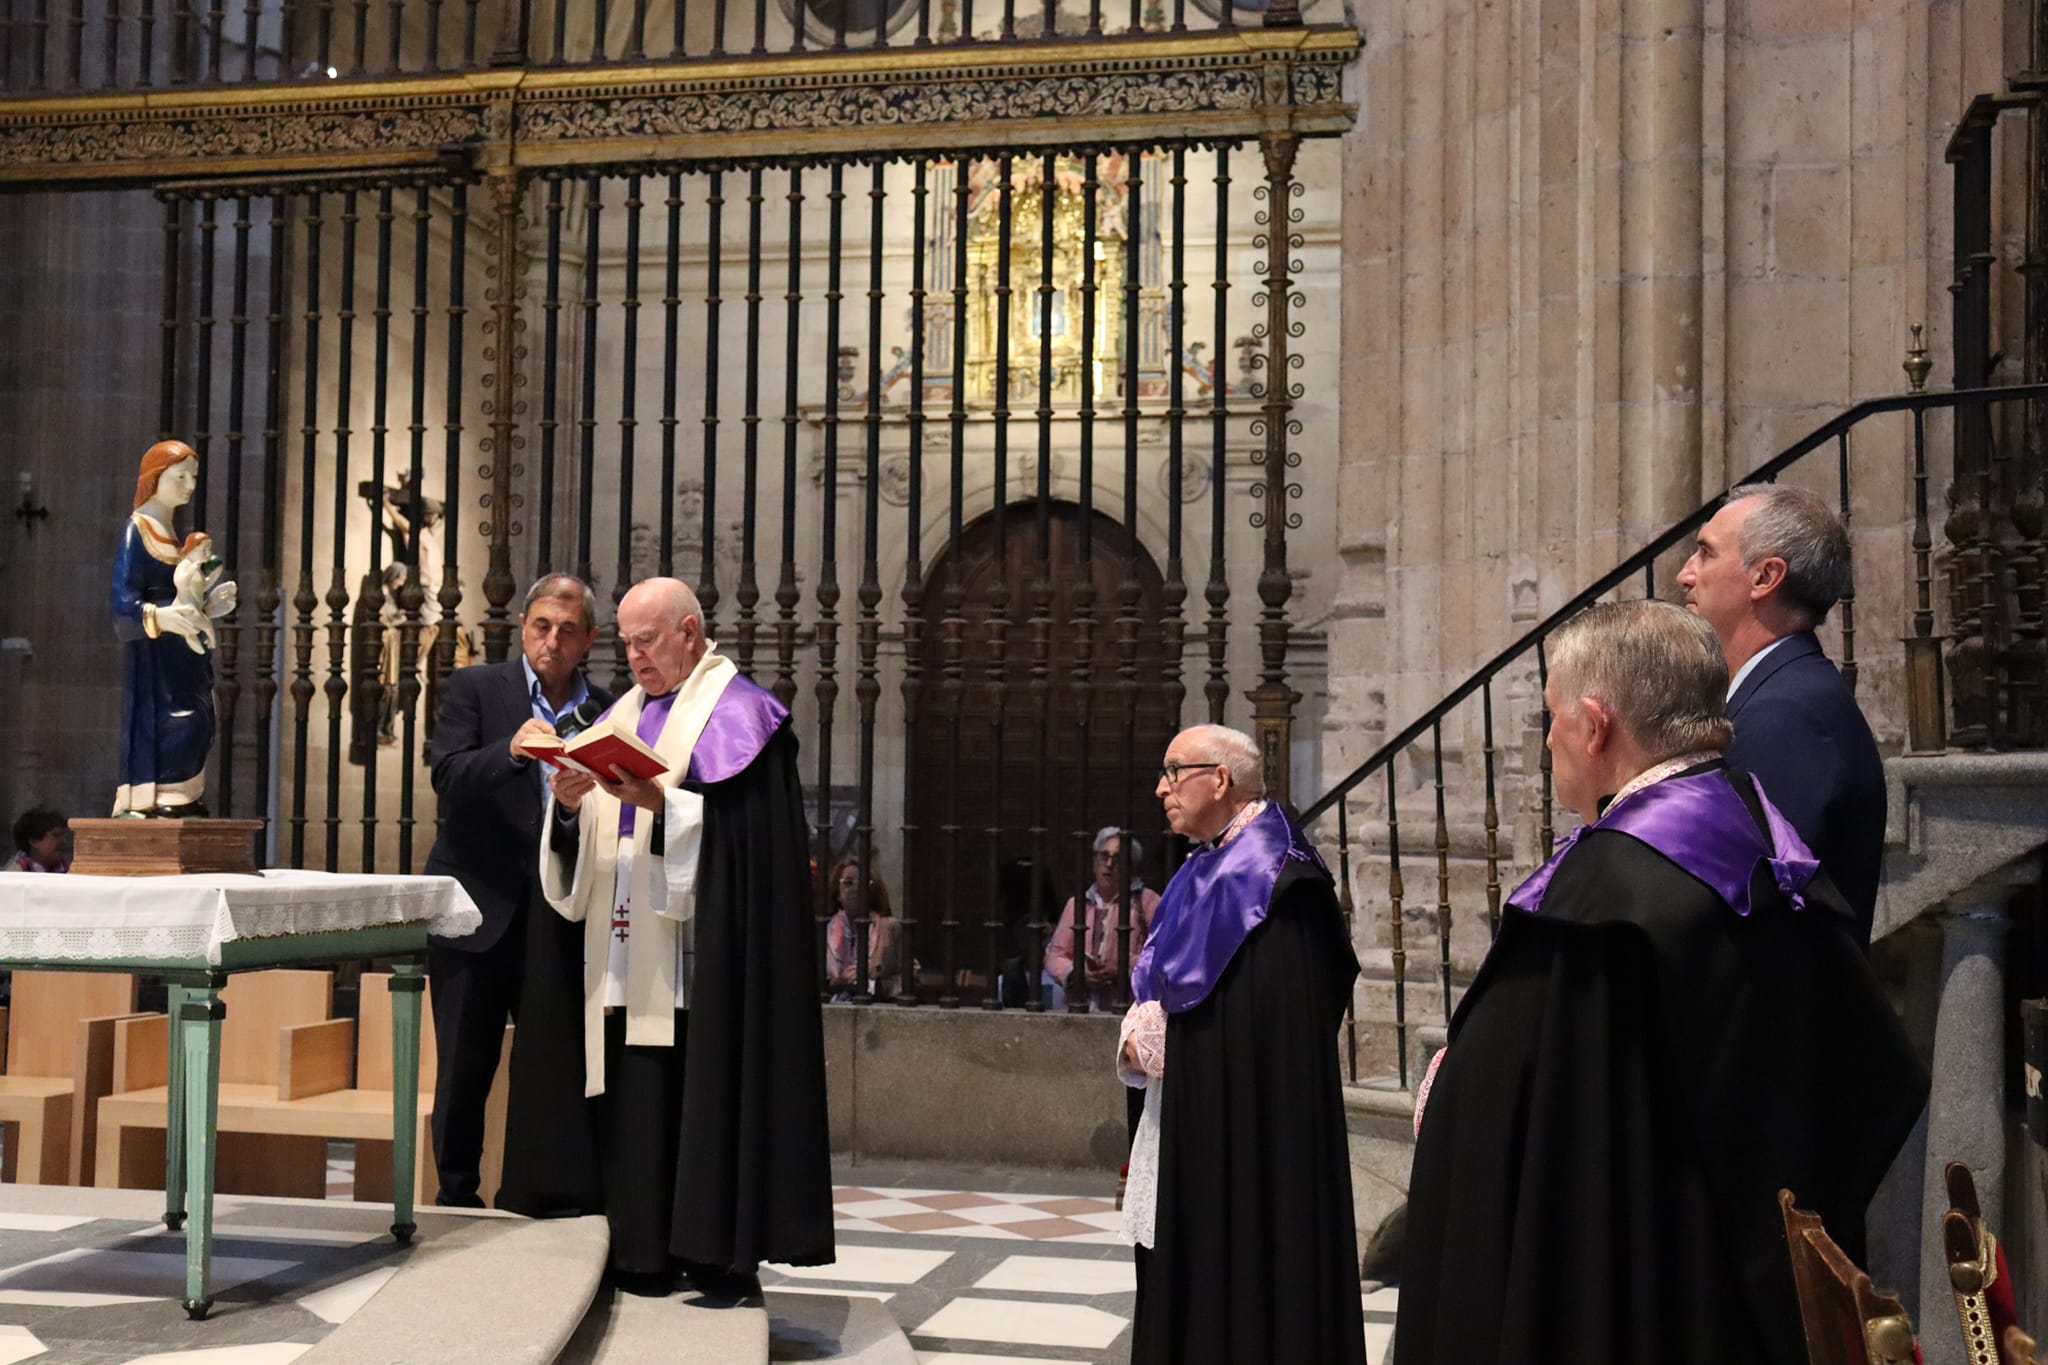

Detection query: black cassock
xmin=1133 ymin=860 xmax=1367 ymax=1365
xmin=495 ymin=724 xmax=835 ymax=1276
xmin=1396 ymin=781 xmax=1928 ymax=1365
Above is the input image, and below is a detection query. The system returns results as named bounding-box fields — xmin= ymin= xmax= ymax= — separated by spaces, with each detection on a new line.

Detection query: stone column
xmin=1918 ymin=876 xmax=2018 ymax=1365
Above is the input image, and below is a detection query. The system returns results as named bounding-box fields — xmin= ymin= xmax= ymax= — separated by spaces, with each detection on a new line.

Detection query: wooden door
xmin=907 ymin=502 xmax=1181 ymax=998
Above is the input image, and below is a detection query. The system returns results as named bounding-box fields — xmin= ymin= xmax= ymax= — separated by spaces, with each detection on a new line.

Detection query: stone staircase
xmin=555 ymin=1284 xmax=918 ymax=1365
xmin=282 ymin=1202 xmax=923 ymax=1365
xmin=553 ymin=1278 xmax=922 ymax=1365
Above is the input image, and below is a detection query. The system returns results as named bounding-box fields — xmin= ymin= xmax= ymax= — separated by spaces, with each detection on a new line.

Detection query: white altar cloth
xmin=0 ymin=869 xmax=482 ymax=965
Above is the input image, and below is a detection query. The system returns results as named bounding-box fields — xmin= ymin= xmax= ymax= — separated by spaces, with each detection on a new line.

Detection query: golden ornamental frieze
xmin=517 ymin=69 xmax=1265 ymax=144
xmin=0 ymin=28 xmax=1356 ymax=184
xmin=0 ymin=103 xmax=492 ymax=177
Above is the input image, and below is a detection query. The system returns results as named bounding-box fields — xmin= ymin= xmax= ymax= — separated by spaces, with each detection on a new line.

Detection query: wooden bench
xmin=0 ymin=972 xmax=140 ymax=1185
xmin=98 ymin=971 xmax=512 ymax=1206
xmin=97 ymin=969 xmax=335 ymax=1197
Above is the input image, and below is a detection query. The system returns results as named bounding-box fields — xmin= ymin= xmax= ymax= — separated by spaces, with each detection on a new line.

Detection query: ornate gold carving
xmin=518 ymin=69 xmax=1264 ymax=145
xmin=0 ymin=29 xmax=1357 ymax=184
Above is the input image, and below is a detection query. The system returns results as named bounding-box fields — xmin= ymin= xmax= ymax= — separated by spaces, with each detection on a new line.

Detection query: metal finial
xmin=1904 ymin=323 xmax=1932 ymax=393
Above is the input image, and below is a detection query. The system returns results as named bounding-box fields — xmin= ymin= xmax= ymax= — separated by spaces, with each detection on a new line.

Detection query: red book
xmin=519 ymin=719 xmax=669 ymax=781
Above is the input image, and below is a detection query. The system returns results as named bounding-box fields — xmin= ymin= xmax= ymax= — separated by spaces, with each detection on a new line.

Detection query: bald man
xmin=496 ymin=578 xmax=832 ymax=1296
xmin=1119 ymin=725 xmax=1365 ymax=1365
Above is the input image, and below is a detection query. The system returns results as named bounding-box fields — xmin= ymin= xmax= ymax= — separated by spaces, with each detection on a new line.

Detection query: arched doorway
xmin=909 ymin=501 xmax=1180 ymax=1001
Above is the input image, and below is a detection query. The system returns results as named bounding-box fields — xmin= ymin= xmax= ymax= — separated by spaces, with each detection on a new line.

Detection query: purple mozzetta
xmin=686 ymin=674 xmax=789 ymax=784
xmin=1505 ymin=767 xmax=1821 ymax=918
xmin=608 ymin=673 xmax=789 ymax=837
xmin=1133 ymin=802 xmax=1331 ymax=1015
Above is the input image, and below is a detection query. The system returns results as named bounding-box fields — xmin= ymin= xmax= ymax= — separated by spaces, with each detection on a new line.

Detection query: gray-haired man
xmin=1399 ymin=601 xmax=1924 ymax=1365
xmin=1676 ymin=482 xmax=1885 ymax=943
xmin=423 ymin=572 xmax=605 ymax=1207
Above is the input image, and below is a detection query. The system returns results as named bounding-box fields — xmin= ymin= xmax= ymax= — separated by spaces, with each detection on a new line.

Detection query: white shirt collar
xmin=1726 ymin=634 xmax=1791 ymax=700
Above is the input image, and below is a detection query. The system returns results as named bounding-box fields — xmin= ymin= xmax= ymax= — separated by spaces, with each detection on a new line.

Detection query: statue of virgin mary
xmin=110 ymin=440 xmax=237 ymax=816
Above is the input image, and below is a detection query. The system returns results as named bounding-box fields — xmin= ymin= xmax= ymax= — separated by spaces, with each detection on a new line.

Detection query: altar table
xmin=0 ymin=868 xmax=480 ymax=1318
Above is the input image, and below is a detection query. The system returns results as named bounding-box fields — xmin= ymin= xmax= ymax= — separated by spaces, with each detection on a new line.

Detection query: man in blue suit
xmin=1677 ymin=483 xmax=1885 ymax=944
xmin=423 ymin=573 xmax=608 ymax=1205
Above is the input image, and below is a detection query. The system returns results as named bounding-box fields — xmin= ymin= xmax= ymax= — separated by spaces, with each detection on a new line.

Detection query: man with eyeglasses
xmin=497 ymin=576 xmax=832 ymax=1299
xmin=1117 ymin=724 xmax=1366 ymax=1365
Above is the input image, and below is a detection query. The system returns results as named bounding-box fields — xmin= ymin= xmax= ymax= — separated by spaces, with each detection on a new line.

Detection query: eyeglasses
xmin=1158 ymin=761 xmax=1221 ymax=786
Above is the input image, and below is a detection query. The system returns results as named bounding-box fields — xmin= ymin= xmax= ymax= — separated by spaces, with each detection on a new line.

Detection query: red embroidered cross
xmin=611 ymin=910 xmax=630 ymax=943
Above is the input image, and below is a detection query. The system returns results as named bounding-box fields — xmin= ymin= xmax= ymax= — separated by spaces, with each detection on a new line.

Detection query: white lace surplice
xmin=1118 ymin=998 xmax=1168 ymax=1247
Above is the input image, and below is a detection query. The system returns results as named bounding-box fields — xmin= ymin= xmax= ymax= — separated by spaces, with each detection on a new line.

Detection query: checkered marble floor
xmin=828 ymin=1190 xmax=1127 ymax=1245
xmin=0 ymin=1193 xmax=484 ymax=1365
xmin=765 ymin=1184 xmax=1399 ymax=1365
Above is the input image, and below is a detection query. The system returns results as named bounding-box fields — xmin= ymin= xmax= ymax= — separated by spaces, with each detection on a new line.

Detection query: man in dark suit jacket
xmin=1677 ymin=483 xmax=1885 ymax=944
xmin=423 ymin=573 xmax=607 ymax=1205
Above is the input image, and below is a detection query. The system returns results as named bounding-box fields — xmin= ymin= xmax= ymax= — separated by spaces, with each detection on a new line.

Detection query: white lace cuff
xmin=1414 ymin=1046 xmax=1447 ymax=1139
xmin=1118 ymin=999 xmax=1166 ymax=1086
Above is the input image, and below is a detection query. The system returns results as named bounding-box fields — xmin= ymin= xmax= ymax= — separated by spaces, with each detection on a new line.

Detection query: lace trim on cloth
xmin=1122 ymin=1076 xmax=1163 ymax=1248
xmin=1120 ymin=999 xmax=1166 ymax=1081
xmin=0 ymin=869 xmax=482 ymax=965
xmin=1116 ymin=1000 xmax=1169 ymax=1247
xmin=1609 ymin=751 xmax=1724 ymax=811
xmin=1413 ymin=1046 xmax=1447 ymax=1138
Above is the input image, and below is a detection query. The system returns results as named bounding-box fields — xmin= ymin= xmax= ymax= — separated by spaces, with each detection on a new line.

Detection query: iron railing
xmin=1299 ymin=381 xmax=2048 ymax=1087
xmin=152 ymin=133 xmax=1323 ymax=1012
xmin=0 ymin=0 xmax=1317 ymax=95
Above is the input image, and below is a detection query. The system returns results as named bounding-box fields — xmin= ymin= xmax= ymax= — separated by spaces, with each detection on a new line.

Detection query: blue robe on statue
xmin=110 ymin=515 xmax=214 ymax=814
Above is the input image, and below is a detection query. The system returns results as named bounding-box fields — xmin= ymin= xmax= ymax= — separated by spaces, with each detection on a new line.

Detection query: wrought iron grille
xmin=153 ymin=134 xmax=1326 ymax=1010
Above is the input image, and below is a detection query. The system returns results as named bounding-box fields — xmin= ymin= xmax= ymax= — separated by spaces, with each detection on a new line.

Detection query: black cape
xmin=1397 ymin=773 xmax=1928 ymax=1365
xmin=495 ymin=724 xmax=836 ymax=1273
xmin=1132 ymin=860 xmax=1368 ymax=1365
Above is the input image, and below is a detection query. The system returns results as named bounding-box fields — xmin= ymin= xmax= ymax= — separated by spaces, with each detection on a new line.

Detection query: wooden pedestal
xmin=67 ymin=819 xmax=265 ymax=877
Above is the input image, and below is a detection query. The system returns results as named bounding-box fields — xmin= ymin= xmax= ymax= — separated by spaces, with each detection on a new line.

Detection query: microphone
xmin=556 ymin=696 xmax=606 ymax=740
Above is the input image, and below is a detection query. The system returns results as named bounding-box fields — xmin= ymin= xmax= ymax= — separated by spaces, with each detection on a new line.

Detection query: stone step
xmin=768 ymin=1289 xmax=921 ymax=1364
xmin=297 ymin=1213 xmax=610 ymax=1365
xmin=555 ymin=1285 xmax=772 ymax=1365
xmin=1345 ymin=961 xmax=1466 ymax=1084
xmin=1342 ymin=852 xmax=1523 ymax=969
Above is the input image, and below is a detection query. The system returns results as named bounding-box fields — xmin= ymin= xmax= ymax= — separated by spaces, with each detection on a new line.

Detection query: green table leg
xmin=163 ymin=983 xmax=187 ymax=1231
xmin=177 ymin=985 xmax=224 ymax=1320
xmin=389 ymin=961 xmax=425 ymax=1244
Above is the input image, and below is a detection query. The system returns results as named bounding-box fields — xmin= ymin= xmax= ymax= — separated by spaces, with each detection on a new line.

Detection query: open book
xmin=519 ymin=718 xmax=669 ymax=781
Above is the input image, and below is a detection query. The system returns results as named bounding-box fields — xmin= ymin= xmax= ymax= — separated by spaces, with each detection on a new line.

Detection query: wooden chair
xmin=97 ymin=971 xmax=512 ymax=1207
xmin=0 ymin=972 xmax=140 ymax=1185
xmin=1779 ymin=1189 xmax=1919 ymax=1365
xmin=96 ymin=969 xmax=334 ymax=1197
xmin=355 ymin=973 xmax=514 ymax=1206
xmin=1946 ymin=1162 xmax=2020 ymax=1365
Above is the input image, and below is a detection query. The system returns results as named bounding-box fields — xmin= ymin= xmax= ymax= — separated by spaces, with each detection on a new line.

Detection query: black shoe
xmin=606 ymin=1268 xmax=673 ymax=1298
xmin=434 ymin=1190 xmax=486 ymax=1209
xmin=679 ymin=1261 xmax=762 ymax=1302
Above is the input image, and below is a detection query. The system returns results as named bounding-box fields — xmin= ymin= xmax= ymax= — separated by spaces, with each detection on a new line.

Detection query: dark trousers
xmin=595 ymin=1008 xmax=689 ymax=1275
xmin=427 ymin=907 xmax=527 ymax=1206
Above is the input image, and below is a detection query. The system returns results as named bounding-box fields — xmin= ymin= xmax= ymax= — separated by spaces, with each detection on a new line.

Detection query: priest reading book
xmin=519 ymin=718 xmax=669 ymax=781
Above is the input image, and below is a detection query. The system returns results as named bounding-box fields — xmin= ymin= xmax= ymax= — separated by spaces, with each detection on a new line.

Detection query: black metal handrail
xmin=1300 ymin=380 xmax=2048 ymax=1087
